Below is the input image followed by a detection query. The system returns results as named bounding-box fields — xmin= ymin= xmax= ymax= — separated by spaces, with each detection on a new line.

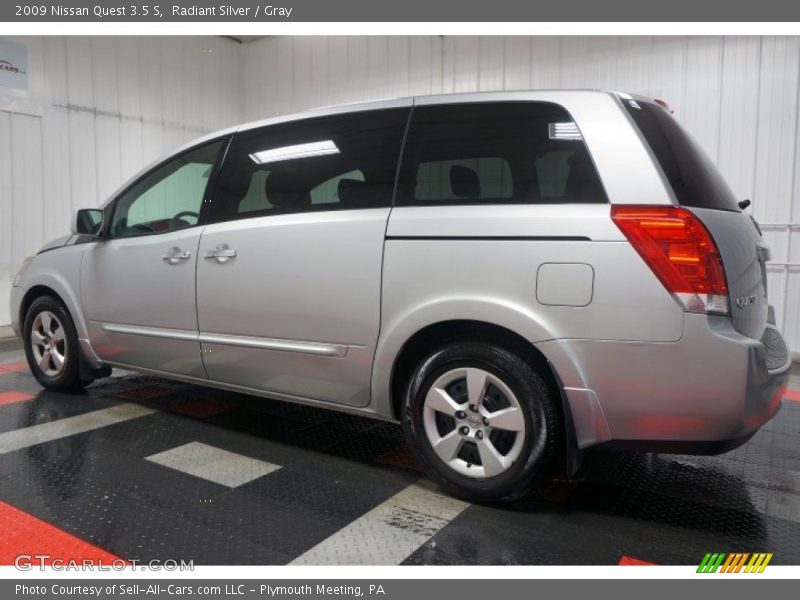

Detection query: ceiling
xmin=223 ymin=36 xmax=268 ymax=44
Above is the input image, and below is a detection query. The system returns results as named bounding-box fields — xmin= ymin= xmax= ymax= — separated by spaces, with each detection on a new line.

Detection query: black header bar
xmin=3 ymin=0 xmax=800 ymax=22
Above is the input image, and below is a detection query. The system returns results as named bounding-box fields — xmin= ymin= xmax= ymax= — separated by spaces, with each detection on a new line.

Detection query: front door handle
xmin=162 ymin=247 xmax=192 ymax=265
xmin=204 ymin=243 xmax=237 ymax=264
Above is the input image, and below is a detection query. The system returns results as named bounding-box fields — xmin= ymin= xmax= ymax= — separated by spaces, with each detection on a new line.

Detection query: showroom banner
xmin=3 ymin=0 xmax=800 ymax=22
xmin=5 ymin=580 xmax=800 ymax=599
xmin=0 ymin=39 xmax=27 ymax=90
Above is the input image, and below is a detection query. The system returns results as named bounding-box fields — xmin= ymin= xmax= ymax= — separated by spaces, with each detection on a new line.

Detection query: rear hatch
xmin=620 ymin=96 xmax=769 ymax=342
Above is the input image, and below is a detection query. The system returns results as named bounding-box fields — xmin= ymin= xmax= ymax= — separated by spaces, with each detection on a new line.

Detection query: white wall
xmin=2 ymin=35 xmax=799 ymax=356
xmin=240 ymin=35 xmax=800 ymax=354
xmin=0 ymin=35 xmax=242 ymax=325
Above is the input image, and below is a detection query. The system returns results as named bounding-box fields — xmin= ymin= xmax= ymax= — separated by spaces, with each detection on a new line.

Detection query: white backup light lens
xmin=548 ymin=122 xmax=583 ymax=141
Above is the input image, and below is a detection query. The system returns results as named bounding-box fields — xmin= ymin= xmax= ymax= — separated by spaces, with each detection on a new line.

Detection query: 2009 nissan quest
xmin=9 ymin=91 xmax=791 ymax=501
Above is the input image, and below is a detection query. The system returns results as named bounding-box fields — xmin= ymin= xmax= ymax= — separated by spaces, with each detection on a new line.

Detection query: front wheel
xmin=23 ymin=295 xmax=86 ymax=393
xmin=402 ymin=341 xmax=561 ymax=502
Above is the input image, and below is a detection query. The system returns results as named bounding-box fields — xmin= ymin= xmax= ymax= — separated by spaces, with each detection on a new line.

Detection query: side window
xmin=310 ymin=170 xmax=365 ymax=205
xmin=415 ymin=159 xmax=513 ymax=201
xmin=210 ymin=108 xmax=409 ymax=220
xmin=396 ymin=102 xmax=607 ymax=206
xmin=110 ymin=141 xmax=223 ymax=238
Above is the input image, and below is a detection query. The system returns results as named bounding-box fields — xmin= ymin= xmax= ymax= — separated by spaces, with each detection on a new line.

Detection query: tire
xmin=402 ymin=340 xmax=561 ymax=502
xmin=23 ymin=295 xmax=86 ymax=393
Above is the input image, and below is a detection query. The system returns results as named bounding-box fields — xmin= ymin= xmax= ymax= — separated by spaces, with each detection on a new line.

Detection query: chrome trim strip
xmin=98 ymin=323 xmax=348 ymax=357
xmin=385 ymin=235 xmax=591 ymax=242
xmin=99 ymin=323 xmax=199 ymax=341
xmin=199 ymin=332 xmax=347 ymax=358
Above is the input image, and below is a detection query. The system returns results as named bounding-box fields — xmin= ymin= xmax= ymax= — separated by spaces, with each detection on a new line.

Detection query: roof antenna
xmin=738 ymin=199 xmax=751 ymax=210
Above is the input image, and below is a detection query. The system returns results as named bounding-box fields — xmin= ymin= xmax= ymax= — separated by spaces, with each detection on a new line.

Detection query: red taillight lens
xmin=611 ymin=205 xmax=730 ymax=315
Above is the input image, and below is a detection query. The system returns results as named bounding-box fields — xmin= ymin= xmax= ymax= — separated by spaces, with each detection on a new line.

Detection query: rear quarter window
xmin=396 ymin=102 xmax=608 ymax=206
xmin=622 ymin=100 xmax=741 ymax=212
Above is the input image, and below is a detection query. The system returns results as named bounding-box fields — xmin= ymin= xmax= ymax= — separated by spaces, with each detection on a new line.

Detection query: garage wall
xmin=241 ymin=36 xmax=800 ymax=355
xmin=2 ymin=35 xmax=799 ymax=357
xmin=0 ymin=36 xmax=242 ymax=325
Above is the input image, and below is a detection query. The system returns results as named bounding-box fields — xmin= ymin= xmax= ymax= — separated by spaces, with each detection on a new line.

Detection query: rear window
xmin=623 ymin=100 xmax=741 ymax=212
xmin=396 ymin=102 xmax=607 ymax=206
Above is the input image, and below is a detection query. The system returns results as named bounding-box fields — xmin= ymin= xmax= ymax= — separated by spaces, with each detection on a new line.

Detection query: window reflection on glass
xmin=111 ymin=142 xmax=221 ymax=237
xmin=248 ymin=140 xmax=340 ymax=165
xmin=397 ymin=102 xmax=607 ymax=206
xmin=212 ymin=108 xmax=409 ymax=220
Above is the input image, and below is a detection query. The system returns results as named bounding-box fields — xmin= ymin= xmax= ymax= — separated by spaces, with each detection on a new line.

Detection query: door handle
xmin=162 ymin=247 xmax=192 ymax=265
xmin=204 ymin=243 xmax=237 ymax=264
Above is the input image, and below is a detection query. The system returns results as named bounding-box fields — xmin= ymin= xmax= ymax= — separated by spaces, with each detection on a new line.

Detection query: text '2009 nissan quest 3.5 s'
xmin=9 ymin=91 xmax=792 ymax=501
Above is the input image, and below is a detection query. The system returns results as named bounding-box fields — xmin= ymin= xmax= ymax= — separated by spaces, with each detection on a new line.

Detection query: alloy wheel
xmin=422 ymin=367 xmax=527 ymax=479
xmin=30 ymin=310 xmax=67 ymax=377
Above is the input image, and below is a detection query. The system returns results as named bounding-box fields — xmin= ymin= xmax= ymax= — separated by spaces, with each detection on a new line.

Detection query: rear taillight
xmin=611 ymin=205 xmax=730 ymax=315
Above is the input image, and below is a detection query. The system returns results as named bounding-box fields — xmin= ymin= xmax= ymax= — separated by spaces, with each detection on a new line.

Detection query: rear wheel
xmin=23 ymin=296 xmax=86 ymax=392
xmin=402 ymin=341 xmax=561 ymax=502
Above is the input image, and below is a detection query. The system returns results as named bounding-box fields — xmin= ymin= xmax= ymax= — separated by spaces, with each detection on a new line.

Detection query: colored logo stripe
xmin=721 ymin=553 xmax=750 ymax=573
xmin=697 ymin=553 xmax=725 ymax=572
xmin=698 ymin=552 xmax=773 ymax=573
xmin=745 ymin=553 xmax=773 ymax=573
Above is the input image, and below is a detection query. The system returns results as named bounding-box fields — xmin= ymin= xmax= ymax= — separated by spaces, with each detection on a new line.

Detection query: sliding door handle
xmin=204 ymin=243 xmax=237 ymax=264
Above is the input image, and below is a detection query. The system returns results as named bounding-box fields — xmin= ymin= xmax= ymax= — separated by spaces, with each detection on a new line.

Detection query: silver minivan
xmin=9 ymin=91 xmax=791 ymax=501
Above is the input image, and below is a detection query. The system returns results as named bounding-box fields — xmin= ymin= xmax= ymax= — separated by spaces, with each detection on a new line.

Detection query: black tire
xmin=22 ymin=295 xmax=86 ymax=393
xmin=402 ymin=340 xmax=562 ymax=502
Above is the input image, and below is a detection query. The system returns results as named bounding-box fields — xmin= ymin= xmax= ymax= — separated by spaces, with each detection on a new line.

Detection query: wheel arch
xmin=20 ymin=285 xmax=69 ymax=328
xmin=377 ymin=318 xmax=582 ymax=475
xmin=19 ymin=280 xmax=107 ymax=379
xmin=21 ymin=279 xmax=86 ymax=336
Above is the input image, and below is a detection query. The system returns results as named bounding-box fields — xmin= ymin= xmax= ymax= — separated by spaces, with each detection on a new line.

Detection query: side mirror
xmin=72 ymin=208 xmax=104 ymax=236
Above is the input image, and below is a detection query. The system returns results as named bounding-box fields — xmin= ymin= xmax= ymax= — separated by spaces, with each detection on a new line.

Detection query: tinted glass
xmin=623 ymin=100 xmax=741 ymax=212
xmin=76 ymin=209 xmax=104 ymax=235
xmin=110 ymin=141 xmax=222 ymax=238
xmin=396 ymin=102 xmax=607 ymax=206
xmin=211 ymin=108 xmax=410 ymax=220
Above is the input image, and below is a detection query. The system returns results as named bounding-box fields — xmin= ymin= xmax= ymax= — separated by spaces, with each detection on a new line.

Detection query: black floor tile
xmin=0 ymin=360 xmax=798 ymax=565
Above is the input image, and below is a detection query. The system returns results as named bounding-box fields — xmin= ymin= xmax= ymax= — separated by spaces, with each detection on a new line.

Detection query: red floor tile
xmin=0 ymin=362 xmax=28 ymax=376
xmin=534 ymin=476 xmax=580 ymax=504
xmin=785 ymin=388 xmax=800 ymax=402
xmin=0 ymin=500 xmax=123 ymax=566
xmin=619 ymin=555 xmax=657 ymax=565
xmin=170 ymin=398 xmax=231 ymax=418
xmin=376 ymin=443 xmax=422 ymax=472
xmin=115 ymin=385 xmax=171 ymax=401
xmin=0 ymin=391 xmax=35 ymax=406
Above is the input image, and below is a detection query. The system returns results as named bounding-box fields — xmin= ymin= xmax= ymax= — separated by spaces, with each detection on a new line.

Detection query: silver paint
xmin=8 ymin=90 xmax=789 ymax=457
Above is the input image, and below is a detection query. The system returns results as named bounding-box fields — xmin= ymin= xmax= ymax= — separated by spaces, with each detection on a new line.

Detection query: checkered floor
xmin=0 ymin=336 xmax=799 ymax=565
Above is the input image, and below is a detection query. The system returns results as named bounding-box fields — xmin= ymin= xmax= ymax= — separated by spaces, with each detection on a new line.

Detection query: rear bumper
xmin=540 ymin=313 xmax=791 ymax=452
xmin=593 ymin=431 xmax=758 ymax=455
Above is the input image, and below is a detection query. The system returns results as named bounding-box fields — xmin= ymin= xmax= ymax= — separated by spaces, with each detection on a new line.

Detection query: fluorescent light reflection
xmin=249 ymin=140 xmax=340 ymax=165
